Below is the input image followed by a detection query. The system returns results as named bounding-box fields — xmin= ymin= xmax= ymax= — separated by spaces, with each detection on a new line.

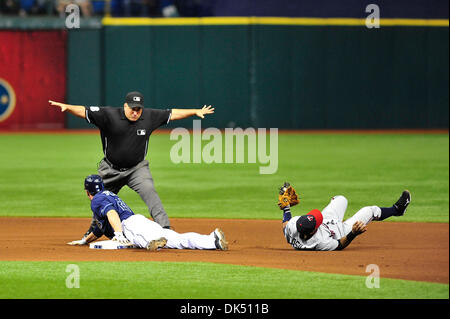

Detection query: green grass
xmin=0 ymin=133 xmax=448 ymax=222
xmin=0 ymin=133 xmax=448 ymax=300
xmin=0 ymin=261 xmax=447 ymax=299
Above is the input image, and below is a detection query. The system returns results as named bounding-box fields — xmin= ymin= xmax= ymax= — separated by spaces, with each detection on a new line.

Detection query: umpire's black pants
xmin=97 ymin=158 xmax=170 ymax=228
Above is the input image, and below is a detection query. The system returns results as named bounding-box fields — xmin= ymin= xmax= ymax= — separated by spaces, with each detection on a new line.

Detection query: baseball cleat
xmin=146 ymin=237 xmax=167 ymax=251
xmin=214 ymin=228 xmax=229 ymax=251
xmin=393 ymin=190 xmax=411 ymax=216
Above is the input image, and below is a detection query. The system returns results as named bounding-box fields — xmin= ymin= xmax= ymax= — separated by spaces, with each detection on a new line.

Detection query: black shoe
xmin=393 ymin=190 xmax=411 ymax=216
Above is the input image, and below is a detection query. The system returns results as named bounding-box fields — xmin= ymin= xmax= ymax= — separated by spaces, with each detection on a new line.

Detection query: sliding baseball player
xmin=277 ymin=182 xmax=411 ymax=251
xmin=67 ymin=175 xmax=228 ymax=251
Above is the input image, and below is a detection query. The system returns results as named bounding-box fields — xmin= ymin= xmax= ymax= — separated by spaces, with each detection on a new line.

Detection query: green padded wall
xmin=67 ymin=23 xmax=449 ymax=129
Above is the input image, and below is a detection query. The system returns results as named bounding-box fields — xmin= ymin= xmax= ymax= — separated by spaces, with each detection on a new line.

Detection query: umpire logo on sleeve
xmin=137 ymin=129 xmax=146 ymax=136
xmin=0 ymin=78 xmax=16 ymax=123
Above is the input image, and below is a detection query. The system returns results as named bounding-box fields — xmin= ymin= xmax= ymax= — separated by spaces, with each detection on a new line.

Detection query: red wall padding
xmin=0 ymin=30 xmax=67 ymax=130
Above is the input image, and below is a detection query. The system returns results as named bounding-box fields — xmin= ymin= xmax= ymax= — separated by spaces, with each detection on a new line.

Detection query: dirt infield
xmin=0 ymin=217 xmax=448 ymax=284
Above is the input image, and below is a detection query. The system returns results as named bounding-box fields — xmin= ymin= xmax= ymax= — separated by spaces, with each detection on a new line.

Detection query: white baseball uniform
xmin=122 ymin=214 xmax=217 ymax=250
xmin=284 ymin=195 xmax=381 ymax=251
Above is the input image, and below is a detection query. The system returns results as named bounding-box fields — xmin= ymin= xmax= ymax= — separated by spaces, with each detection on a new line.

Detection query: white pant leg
xmin=322 ymin=195 xmax=348 ymax=221
xmin=162 ymin=229 xmax=217 ymax=250
xmin=342 ymin=206 xmax=382 ymax=235
xmin=122 ymin=214 xmax=165 ymax=248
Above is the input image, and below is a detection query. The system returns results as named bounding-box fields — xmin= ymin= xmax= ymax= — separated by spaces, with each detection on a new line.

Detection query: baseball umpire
xmin=49 ymin=91 xmax=214 ymax=238
xmin=277 ymin=182 xmax=411 ymax=251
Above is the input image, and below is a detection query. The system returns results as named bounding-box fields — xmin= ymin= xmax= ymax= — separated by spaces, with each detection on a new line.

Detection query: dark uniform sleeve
xmin=85 ymin=106 xmax=109 ymax=129
xmin=91 ymin=224 xmax=105 ymax=238
xmin=149 ymin=108 xmax=172 ymax=131
xmin=91 ymin=222 xmax=115 ymax=239
xmin=91 ymin=195 xmax=115 ymax=219
xmin=90 ymin=194 xmax=116 ymax=239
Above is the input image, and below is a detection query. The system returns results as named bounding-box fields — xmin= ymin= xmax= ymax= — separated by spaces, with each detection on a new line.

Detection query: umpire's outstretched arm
xmin=49 ymin=100 xmax=86 ymax=118
xmin=171 ymin=105 xmax=214 ymax=120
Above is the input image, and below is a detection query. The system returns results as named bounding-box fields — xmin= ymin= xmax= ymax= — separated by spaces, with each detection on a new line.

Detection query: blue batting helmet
xmin=84 ymin=174 xmax=105 ymax=195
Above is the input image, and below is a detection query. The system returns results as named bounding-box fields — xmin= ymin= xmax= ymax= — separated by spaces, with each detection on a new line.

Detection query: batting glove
xmin=67 ymin=238 xmax=87 ymax=246
xmin=112 ymin=232 xmax=130 ymax=244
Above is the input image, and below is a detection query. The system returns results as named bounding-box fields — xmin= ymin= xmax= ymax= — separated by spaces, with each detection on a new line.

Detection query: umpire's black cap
xmin=125 ymin=91 xmax=144 ymax=108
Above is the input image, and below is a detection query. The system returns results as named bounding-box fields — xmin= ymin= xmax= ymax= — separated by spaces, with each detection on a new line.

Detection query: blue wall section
xmin=212 ymin=0 xmax=449 ymax=19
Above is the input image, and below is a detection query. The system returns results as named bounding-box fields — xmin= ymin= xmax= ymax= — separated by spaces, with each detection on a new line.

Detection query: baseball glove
xmin=278 ymin=182 xmax=300 ymax=210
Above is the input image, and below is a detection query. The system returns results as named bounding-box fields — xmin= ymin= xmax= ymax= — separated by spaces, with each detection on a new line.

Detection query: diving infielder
xmin=67 ymin=175 xmax=228 ymax=251
xmin=277 ymin=182 xmax=411 ymax=251
xmin=49 ymin=92 xmax=214 ymax=235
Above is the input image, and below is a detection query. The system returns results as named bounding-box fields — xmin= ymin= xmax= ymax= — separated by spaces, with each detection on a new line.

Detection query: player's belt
xmin=104 ymin=158 xmax=131 ymax=172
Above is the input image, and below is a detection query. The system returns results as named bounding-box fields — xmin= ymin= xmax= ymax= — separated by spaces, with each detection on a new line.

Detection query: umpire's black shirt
xmin=85 ymin=106 xmax=171 ymax=168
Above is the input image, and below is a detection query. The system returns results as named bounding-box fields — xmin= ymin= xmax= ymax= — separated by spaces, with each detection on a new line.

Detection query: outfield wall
xmin=67 ymin=18 xmax=449 ymax=130
xmin=0 ymin=17 xmax=448 ymax=130
xmin=0 ymin=30 xmax=67 ymax=130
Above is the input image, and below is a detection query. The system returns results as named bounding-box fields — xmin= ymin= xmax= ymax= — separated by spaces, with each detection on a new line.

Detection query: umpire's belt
xmin=104 ymin=158 xmax=131 ymax=172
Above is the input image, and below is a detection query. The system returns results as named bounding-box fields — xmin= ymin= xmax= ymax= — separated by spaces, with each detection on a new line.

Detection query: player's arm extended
xmin=171 ymin=105 xmax=214 ymax=120
xmin=335 ymin=221 xmax=367 ymax=251
xmin=49 ymin=100 xmax=86 ymax=119
xmin=83 ymin=232 xmax=98 ymax=244
xmin=106 ymin=210 xmax=123 ymax=233
xmin=67 ymin=232 xmax=98 ymax=245
xmin=106 ymin=210 xmax=130 ymax=244
xmin=281 ymin=208 xmax=292 ymax=231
